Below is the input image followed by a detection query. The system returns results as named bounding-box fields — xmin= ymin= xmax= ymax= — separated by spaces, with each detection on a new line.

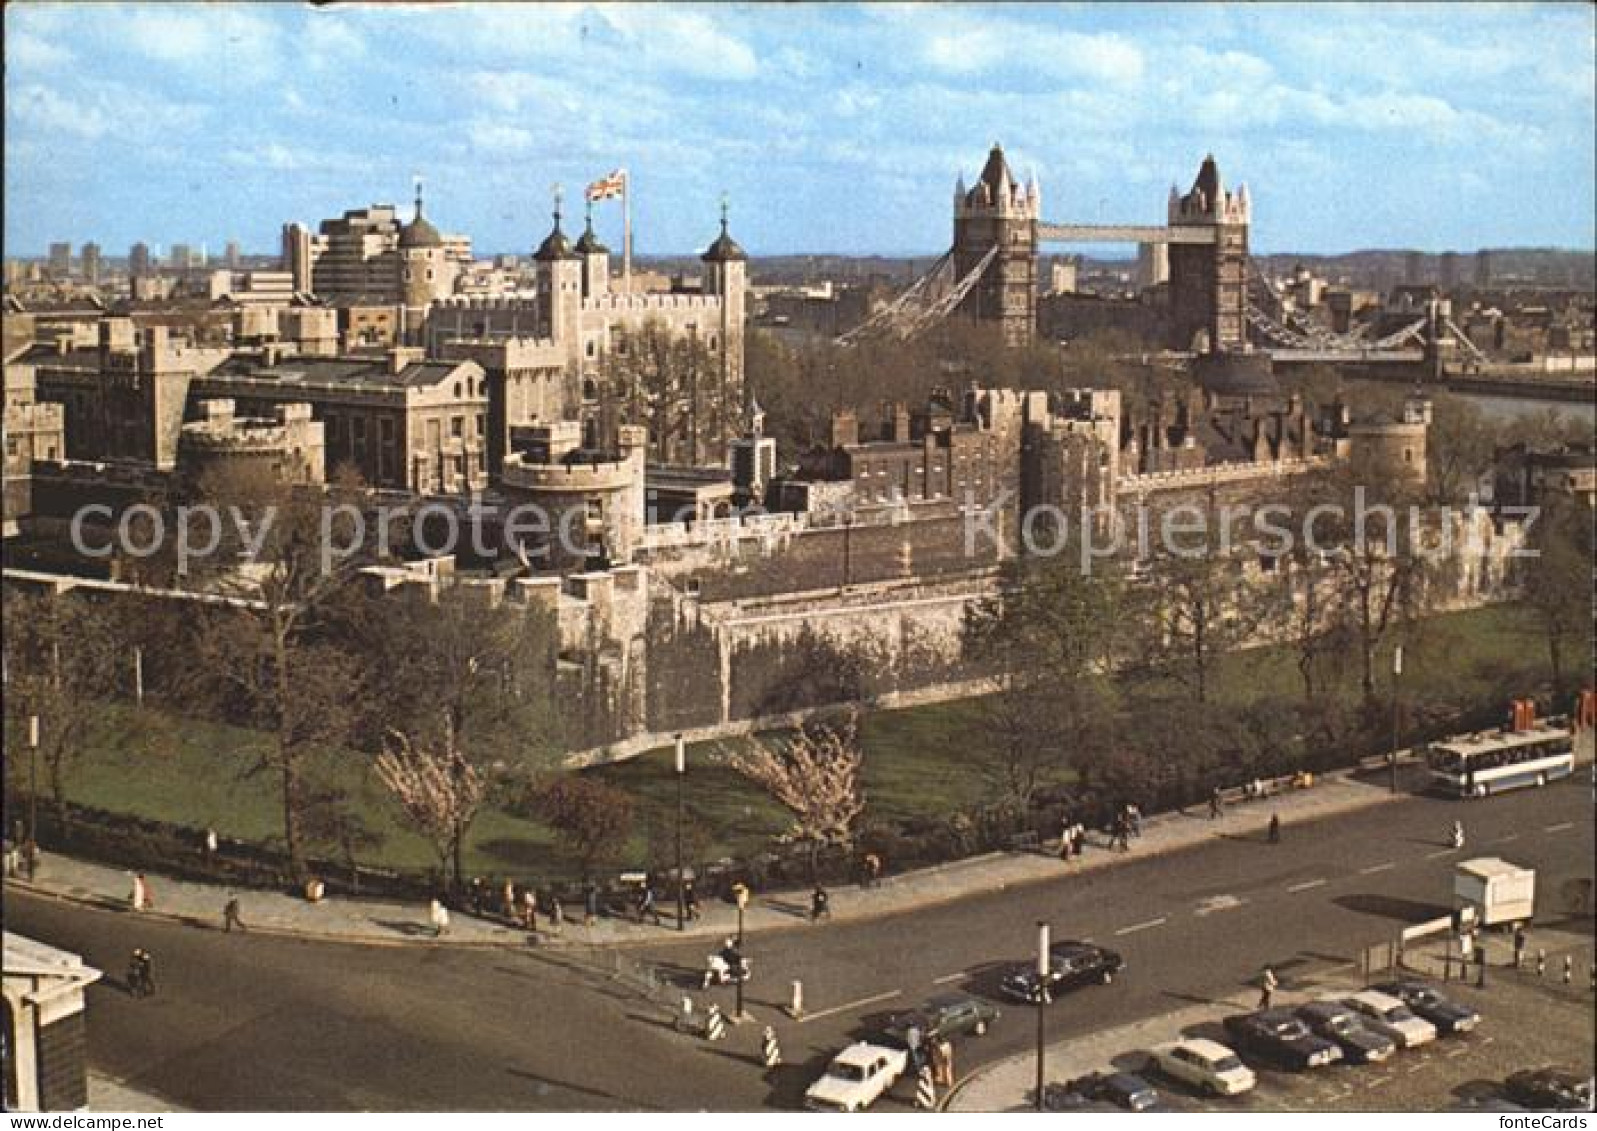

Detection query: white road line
xmin=1446 ymin=1047 xmax=1470 ymax=1059
xmin=932 ymin=971 xmax=966 ymax=985
xmin=1287 ymin=879 xmax=1328 ymax=893
xmin=1405 ymin=1063 xmax=1427 ymax=1075
xmin=797 ymin=989 xmax=901 ymax=1024
xmin=1114 ymin=917 xmax=1167 ymax=936
xmin=1495 ymin=833 xmax=1520 ymax=843
xmin=1425 ymin=848 xmax=1456 ymax=859
xmin=1359 ymin=862 xmax=1395 ymax=875
xmin=1544 ymin=821 xmax=1574 ymax=833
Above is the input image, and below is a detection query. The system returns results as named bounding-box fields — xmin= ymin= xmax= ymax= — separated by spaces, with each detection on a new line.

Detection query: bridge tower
xmin=952 ymin=144 xmax=1038 ymax=347
xmin=1167 ymin=155 xmax=1250 ymax=353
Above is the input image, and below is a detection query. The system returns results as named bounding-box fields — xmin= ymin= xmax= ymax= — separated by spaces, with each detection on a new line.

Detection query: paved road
xmin=9 ymin=771 xmax=1592 ymax=1111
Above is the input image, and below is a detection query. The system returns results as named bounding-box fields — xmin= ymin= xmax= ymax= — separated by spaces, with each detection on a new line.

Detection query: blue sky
xmin=5 ymin=2 xmax=1594 ymax=259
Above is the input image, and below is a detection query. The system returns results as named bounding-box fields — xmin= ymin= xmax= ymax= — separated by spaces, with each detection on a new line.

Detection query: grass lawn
xmin=19 ymin=602 xmax=1579 ymax=883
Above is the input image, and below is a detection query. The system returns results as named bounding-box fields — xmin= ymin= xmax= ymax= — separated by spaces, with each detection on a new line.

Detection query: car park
xmin=1342 ymin=990 xmax=1438 ymax=1048
xmin=1000 ymin=940 xmax=1123 ymax=1003
xmin=879 ymin=993 xmax=1000 ymax=1047
xmin=1295 ymin=1000 xmax=1397 ymax=1063
xmin=1372 ymin=980 xmax=1480 ymax=1036
xmin=1148 ymin=1038 xmax=1257 ymax=1096
xmin=1503 ymin=1066 xmax=1595 ymax=1111
xmin=1222 ymin=1008 xmax=1344 ymax=1069
xmin=1064 ymin=1070 xmax=1168 ymax=1111
xmin=804 ymin=1042 xmax=908 ymax=1112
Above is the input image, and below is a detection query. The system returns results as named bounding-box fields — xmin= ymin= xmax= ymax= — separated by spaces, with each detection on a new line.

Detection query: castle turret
xmin=701 ymin=200 xmax=748 ymax=467
xmin=534 ymin=193 xmax=583 ymax=362
xmin=574 ymin=202 xmax=610 ymax=300
xmin=398 ymin=181 xmax=451 ymax=345
xmin=1167 ymin=153 xmax=1251 ymax=353
xmin=951 ymin=144 xmax=1038 ymax=347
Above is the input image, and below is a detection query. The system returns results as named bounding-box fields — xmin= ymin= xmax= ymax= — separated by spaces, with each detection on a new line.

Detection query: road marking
xmin=798 ymin=989 xmax=901 ymax=1023
xmin=1287 ymin=879 xmax=1327 ymax=893
xmin=1114 ymin=917 xmax=1167 ymax=936
xmin=1544 ymin=821 xmax=1574 ymax=833
xmin=1425 ymin=848 xmax=1455 ymax=859
xmin=933 ymin=971 xmax=967 ymax=985
xmin=1194 ymin=894 xmax=1244 ymax=916
xmin=1446 ymin=1046 xmax=1470 ymax=1059
xmin=1494 ymin=833 xmax=1519 ymax=843
xmin=1359 ymin=862 xmax=1395 ymax=875
xmin=1405 ymin=1063 xmax=1427 ymax=1075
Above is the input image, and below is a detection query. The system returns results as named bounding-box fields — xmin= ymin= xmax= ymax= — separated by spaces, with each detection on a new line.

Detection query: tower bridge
xmin=840 ymin=144 xmax=1454 ymax=374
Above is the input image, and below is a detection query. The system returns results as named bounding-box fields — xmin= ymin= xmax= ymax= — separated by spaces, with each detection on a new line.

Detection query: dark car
xmin=1503 ymin=1066 xmax=1595 ymax=1111
xmin=1041 ymin=1084 xmax=1122 ymax=1113
xmin=1295 ymin=1001 xmax=1397 ymax=1064
xmin=1066 ymin=1070 xmax=1169 ymax=1112
xmin=1222 ymin=1008 xmax=1344 ymax=1069
xmin=1373 ymin=980 xmax=1480 ymax=1036
xmin=879 ymin=993 xmax=1001 ymax=1047
xmin=1000 ymin=941 xmax=1123 ymax=1003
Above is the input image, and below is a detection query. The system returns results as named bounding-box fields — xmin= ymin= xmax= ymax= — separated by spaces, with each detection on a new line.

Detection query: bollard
xmin=762 ymin=1025 xmax=782 ymax=1068
xmin=789 ymin=979 xmax=805 ymax=1019
xmin=1563 ymin=955 xmax=1572 ymax=985
xmin=915 ymin=1065 xmax=937 ymax=1111
xmin=1537 ymin=948 xmax=1546 ymax=977
xmin=705 ymin=1003 xmax=726 ymax=1042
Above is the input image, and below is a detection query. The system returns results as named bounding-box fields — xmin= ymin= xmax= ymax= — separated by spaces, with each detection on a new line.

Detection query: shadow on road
xmin=1333 ymin=893 xmax=1450 ymax=922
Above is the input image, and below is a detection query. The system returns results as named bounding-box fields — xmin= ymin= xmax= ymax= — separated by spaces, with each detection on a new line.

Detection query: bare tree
xmin=726 ymin=712 xmax=866 ymax=880
xmin=374 ymin=720 xmax=485 ymax=889
xmin=1517 ymin=496 xmax=1594 ymax=699
xmin=529 ymin=775 xmax=636 ymax=884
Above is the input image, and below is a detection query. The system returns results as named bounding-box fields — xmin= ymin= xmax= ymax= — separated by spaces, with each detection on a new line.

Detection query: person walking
xmin=1267 ymin=813 xmax=1281 ymax=844
xmin=1058 ymin=826 xmax=1073 ymax=864
xmin=502 ymin=879 xmax=518 ymax=923
xmin=429 ymin=897 xmax=450 ymax=937
xmin=130 ymin=873 xmax=153 ymax=912
xmin=584 ymin=882 xmax=600 ymax=927
xmin=1513 ymin=924 xmax=1527 ymax=969
xmin=862 ymin=852 xmax=882 ymax=889
xmin=638 ymin=884 xmax=663 ymax=926
xmin=547 ymin=893 xmax=564 ymax=932
xmin=520 ymin=886 xmax=539 ymax=933
xmin=905 ymin=1024 xmax=925 ymax=1073
xmin=933 ymin=1036 xmax=955 ymax=1088
xmin=1258 ymin=967 xmax=1278 ymax=1009
xmin=1071 ymin=822 xmax=1085 ymax=859
xmin=223 ymin=895 xmax=247 ymax=933
xmin=203 ymin=827 xmax=219 ymax=857
xmin=810 ymin=884 xmax=831 ymax=922
xmin=1127 ymin=803 xmax=1142 ymax=838
xmin=127 ymin=949 xmax=155 ymax=997
xmin=1209 ymin=787 xmax=1224 ymax=820
xmin=683 ymin=878 xmax=701 ymax=921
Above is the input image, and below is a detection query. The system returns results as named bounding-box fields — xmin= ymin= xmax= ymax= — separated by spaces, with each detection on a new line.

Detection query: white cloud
xmin=466 ymin=120 xmax=538 ymax=154
xmin=7 ymin=30 xmax=73 ymax=70
xmin=118 ymin=6 xmax=280 ymax=80
xmin=8 ymin=84 xmax=110 ymax=139
xmin=592 ymin=4 xmax=758 ymax=80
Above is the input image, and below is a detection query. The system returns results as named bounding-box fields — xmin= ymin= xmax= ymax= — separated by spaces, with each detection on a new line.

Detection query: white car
xmin=804 ymin=1042 xmax=909 ymax=1112
xmin=1148 ymin=1037 xmax=1257 ymax=1096
xmin=1342 ymin=991 xmax=1437 ymax=1048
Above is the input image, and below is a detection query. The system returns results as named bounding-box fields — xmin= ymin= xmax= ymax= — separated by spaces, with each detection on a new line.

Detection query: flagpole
xmin=622 ymin=169 xmax=632 ymax=293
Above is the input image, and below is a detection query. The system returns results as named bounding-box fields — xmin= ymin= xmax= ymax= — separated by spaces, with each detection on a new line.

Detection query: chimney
xmin=830 ymin=409 xmax=858 ymax=449
xmin=892 ymin=402 xmax=910 ymax=444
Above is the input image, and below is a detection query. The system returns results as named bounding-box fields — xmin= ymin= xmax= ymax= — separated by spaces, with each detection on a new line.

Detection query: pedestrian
xmin=203 ymin=827 xmax=218 ymax=856
xmin=810 ymin=884 xmax=831 ymax=922
xmin=1267 ymin=814 xmax=1281 ymax=844
xmin=502 ymin=879 xmax=518 ymax=922
xmin=1127 ymin=803 xmax=1142 ymax=838
xmin=2 ymin=837 xmax=17 ymax=878
xmin=547 ymin=893 xmax=564 ymax=931
xmin=1513 ymin=924 xmax=1527 ymax=969
xmin=223 ymin=895 xmax=246 ymax=933
xmin=1071 ymin=823 xmax=1085 ymax=859
xmin=1209 ymin=787 xmax=1224 ymax=820
xmin=905 ymin=1024 xmax=925 ymax=1072
xmin=933 ymin=1037 xmax=955 ymax=1087
xmin=469 ymin=876 xmax=486 ymax=916
xmin=22 ymin=839 xmax=39 ymax=880
xmin=1475 ymin=943 xmax=1487 ymax=987
xmin=429 ymin=897 xmax=450 ymax=937
xmin=130 ymin=873 xmax=152 ymax=912
xmin=683 ymin=878 xmax=701 ymax=921
xmin=584 ymin=882 xmax=600 ymax=927
xmin=863 ymin=852 xmax=882 ymax=889
xmin=1258 ymin=966 xmax=1278 ymax=1009
xmin=637 ymin=884 xmax=662 ymax=926
xmin=521 ymin=887 xmax=539 ymax=933
xmin=128 ymin=949 xmax=155 ymax=997
xmin=1058 ymin=827 xmax=1073 ymax=863
xmin=1113 ymin=814 xmax=1130 ymax=853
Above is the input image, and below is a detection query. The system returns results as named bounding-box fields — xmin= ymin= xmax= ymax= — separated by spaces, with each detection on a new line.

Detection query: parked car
xmin=1372 ymin=980 xmax=1480 ymax=1035
xmin=1041 ymin=1084 xmax=1122 ymax=1112
xmin=1065 ymin=1070 xmax=1169 ymax=1111
xmin=804 ymin=1042 xmax=908 ymax=1112
xmin=1295 ymin=1000 xmax=1397 ymax=1063
xmin=1148 ymin=1038 xmax=1257 ymax=1096
xmin=1342 ymin=991 xmax=1437 ymax=1048
xmin=1503 ymin=1066 xmax=1595 ymax=1111
xmin=1000 ymin=940 xmax=1123 ymax=1003
xmin=1223 ymin=1008 xmax=1344 ymax=1069
xmin=879 ymin=993 xmax=1000 ymax=1048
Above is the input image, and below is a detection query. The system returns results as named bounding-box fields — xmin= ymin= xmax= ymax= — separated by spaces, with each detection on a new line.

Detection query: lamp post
xmin=675 ymin=734 xmax=686 ymax=932
xmin=1390 ymin=644 xmax=1403 ymax=794
xmin=27 ymin=714 xmax=40 ymax=849
xmin=734 ymin=883 xmax=750 ymax=1020
xmin=1034 ymin=920 xmax=1050 ymax=1112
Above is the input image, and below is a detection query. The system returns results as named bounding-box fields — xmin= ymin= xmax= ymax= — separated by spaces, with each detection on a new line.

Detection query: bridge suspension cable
xmin=835 ymin=244 xmax=998 ymax=345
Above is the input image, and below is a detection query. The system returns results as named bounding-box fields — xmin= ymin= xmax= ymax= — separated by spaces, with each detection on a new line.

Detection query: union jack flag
xmin=585 ymin=170 xmax=626 ymax=202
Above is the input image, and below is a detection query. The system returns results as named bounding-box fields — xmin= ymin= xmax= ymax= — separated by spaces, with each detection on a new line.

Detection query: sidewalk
xmin=4 ymin=768 xmax=1408 ymax=950
xmin=88 ymin=1071 xmax=189 ymax=1114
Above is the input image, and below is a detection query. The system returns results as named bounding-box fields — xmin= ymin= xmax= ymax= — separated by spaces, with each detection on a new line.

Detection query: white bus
xmin=1425 ymin=723 xmax=1576 ymax=798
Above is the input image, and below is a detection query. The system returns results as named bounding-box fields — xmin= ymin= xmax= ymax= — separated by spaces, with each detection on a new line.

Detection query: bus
xmin=1425 ymin=723 xmax=1576 ymax=798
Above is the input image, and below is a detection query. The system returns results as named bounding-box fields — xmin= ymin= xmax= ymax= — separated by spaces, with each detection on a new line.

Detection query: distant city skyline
xmin=5 ymin=2 xmax=1595 ymax=259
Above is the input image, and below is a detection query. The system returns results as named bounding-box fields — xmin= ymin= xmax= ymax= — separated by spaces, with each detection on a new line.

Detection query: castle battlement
xmin=1120 ymin=455 xmax=1324 ymax=493
xmin=582 ymin=292 xmax=722 ymax=315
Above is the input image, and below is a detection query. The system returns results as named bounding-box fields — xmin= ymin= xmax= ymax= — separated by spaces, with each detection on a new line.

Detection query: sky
xmin=5 ymin=2 xmax=1595 ymax=259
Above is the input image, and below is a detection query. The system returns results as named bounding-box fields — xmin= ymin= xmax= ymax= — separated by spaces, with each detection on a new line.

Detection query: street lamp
xmin=734 ymin=882 xmax=751 ymax=1020
xmin=27 ymin=714 xmax=40 ymax=854
xmin=675 ymin=734 xmax=686 ymax=932
xmin=1034 ymin=920 xmax=1050 ymax=1112
xmin=1390 ymin=644 xmax=1403 ymax=794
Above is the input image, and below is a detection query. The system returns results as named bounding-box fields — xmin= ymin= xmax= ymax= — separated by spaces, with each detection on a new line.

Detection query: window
xmin=475 ymin=413 xmax=486 ymax=437
xmin=585 ymin=340 xmax=596 ymax=358
xmin=379 ymin=417 xmax=395 ymax=445
xmin=451 ymin=416 xmax=464 ymax=438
